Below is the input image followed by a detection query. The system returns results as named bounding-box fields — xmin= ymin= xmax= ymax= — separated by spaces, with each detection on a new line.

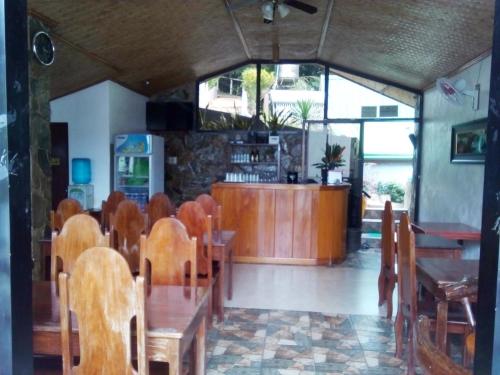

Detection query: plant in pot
xmin=313 ymin=140 xmax=345 ymax=185
xmin=261 ymin=106 xmax=293 ymax=142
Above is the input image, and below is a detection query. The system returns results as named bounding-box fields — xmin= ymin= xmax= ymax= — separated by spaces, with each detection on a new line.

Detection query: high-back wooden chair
xmin=195 ymin=193 xmax=222 ymax=238
xmin=59 ymin=247 xmax=147 ymax=375
xmin=146 ymin=192 xmax=175 ymax=233
xmin=101 ymin=191 xmax=126 ymax=231
xmin=177 ymin=201 xmax=220 ymax=322
xmin=394 ymin=212 xmax=418 ymax=373
xmin=378 ymin=200 xmax=396 ymax=319
xmin=395 ymin=213 xmax=473 ymax=374
xmin=110 ymin=199 xmax=147 ymax=273
xmin=177 ymin=201 xmax=213 ymax=277
xmin=50 ymin=198 xmax=83 ymax=232
xmin=51 ymin=214 xmax=109 ymax=282
xmin=140 ymin=217 xmax=197 ymax=287
xmin=415 ymin=316 xmax=472 ymax=375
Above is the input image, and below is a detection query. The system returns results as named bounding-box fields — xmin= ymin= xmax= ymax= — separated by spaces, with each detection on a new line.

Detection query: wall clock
xmin=32 ymin=31 xmax=55 ymax=66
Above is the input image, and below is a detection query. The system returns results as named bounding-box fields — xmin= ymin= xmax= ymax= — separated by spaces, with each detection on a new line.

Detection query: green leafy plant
xmin=313 ymin=141 xmax=346 ymax=170
xmin=200 ymin=103 xmax=252 ymax=131
xmin=376 ymin=182 xmax=405 ymax=203
xmin=292 ymin=99 xmax=314 ymax=125
xmin=261 ymin=106 xmax=293 ymax=133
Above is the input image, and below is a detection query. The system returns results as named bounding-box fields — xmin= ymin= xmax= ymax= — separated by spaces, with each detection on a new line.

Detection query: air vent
xmin=379 ymin=105 xmax=398 ymax=117
xmin=361 ymin=106 xmax=377 ymax=118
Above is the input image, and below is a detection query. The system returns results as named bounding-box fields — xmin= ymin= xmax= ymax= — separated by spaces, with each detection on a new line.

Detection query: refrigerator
xmin=114 ymin=134 xmax=164 ymax=210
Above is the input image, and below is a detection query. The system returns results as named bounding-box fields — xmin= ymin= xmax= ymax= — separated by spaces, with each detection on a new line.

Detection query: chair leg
xmin=378 ymin=270 xmax=386 ymax=306
xmin=395 ymin=307 xmax=404 ymax=358
xmin=386 ymin=274 xmax=396 ymax=319
xmin=407 ymin=323 xmax=415 ymax=375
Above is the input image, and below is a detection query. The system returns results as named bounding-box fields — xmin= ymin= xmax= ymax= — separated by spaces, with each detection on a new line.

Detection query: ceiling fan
xmin=229 ymin=0 xmax=318 ymax=23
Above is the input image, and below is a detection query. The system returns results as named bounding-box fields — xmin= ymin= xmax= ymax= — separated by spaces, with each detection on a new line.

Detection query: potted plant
xmin=261 ymin=105 xmax=293 ymax=143
xmin=313 ymin=140 xmax=345 ymax=184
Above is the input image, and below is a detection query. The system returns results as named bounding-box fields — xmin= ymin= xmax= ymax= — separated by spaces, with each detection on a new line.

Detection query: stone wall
xmin=29 ymin=17 xmax=52 ymax=280
xmin=156 ymin=131 xmax=303 ymax=205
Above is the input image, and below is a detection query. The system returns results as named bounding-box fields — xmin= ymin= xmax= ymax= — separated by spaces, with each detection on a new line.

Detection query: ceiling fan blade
xmin=283 ymin=0 xmax=318 ymax=14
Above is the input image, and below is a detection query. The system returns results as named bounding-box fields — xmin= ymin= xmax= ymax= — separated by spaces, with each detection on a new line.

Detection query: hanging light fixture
xmin=277 ymin=3 xmax=290 ymax=18
xmin=261 ymin=1 xmax=275 ymax=23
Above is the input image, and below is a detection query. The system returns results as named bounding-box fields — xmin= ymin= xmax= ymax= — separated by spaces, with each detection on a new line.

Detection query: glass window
xmin=260 ymin=63 xmax=325 ymax=130
xmin=327 ymin=70 xmax=416 ymax=119
xmin=198 ymin=65 xmax=256 ymax=130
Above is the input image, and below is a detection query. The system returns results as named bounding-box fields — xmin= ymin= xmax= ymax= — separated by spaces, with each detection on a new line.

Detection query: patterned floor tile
xmin=217 ymin=322 xmax=267 ymax=341
xmin=350 ymin=315 xmax=395 ymax=334
xmin=356 ymin=330 xmax=396 ymax=353
xmin=268 ymin=310 xmax=311 ymax=327
xmin=266 ymin=324 xmax=312 ymax=347
xmin=227 ymin=308 xmax=270 ymax=324
xmin=310 ymin=313 xmax=353 ymax=331
xmin=262 ymin=344 xmax=315 ymax=371
xmin=311 ymin=326 xmax=361 ymax=350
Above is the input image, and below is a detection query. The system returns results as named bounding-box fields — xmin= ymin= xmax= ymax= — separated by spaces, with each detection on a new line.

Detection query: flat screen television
xmin=146 ymin=101 xmax=193 ymax=131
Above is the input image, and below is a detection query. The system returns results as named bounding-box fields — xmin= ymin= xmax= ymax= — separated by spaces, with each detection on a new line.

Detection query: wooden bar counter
xmin=212 ymin=182 xmax=350 ymax=265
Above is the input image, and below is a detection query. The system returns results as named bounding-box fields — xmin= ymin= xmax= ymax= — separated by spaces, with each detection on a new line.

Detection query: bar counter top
xmin=212 ymin=182 xmax=351 ymax=191
xmin=212 ymin=182 xmax=350 ymax=265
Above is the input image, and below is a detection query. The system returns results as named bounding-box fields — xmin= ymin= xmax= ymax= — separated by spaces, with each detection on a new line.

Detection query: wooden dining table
xmin=414 ymin=233 xmax=463 ymax=259
xmin=33 ymin=281 xmax=209 ymax=374
xmin=416 ymin=258 xmax=479 ymax=352
xmin=412 ymin=221 xmax=481 ymax=241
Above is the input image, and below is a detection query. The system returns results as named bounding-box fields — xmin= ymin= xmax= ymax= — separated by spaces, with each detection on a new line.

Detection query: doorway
xmin=50 ymin=122 xmax=69 ymax=209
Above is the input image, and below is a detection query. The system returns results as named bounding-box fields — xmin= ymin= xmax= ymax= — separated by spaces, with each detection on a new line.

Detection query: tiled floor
xmin=224 ymin=249 xmax=394 ymax=317
xmin=208 ymin=309 xmax=409 ymax=374
xmin=208 ymin=250 xmax=413 ymax=374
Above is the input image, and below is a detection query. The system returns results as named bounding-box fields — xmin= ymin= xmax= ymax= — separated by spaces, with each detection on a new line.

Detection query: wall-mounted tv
xmin=146 ymin=101 xmax=193 ymax=131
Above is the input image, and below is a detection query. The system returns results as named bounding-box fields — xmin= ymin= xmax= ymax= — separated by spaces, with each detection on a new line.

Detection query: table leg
xmin=228 ymin=248 xmax=233 ymax=300
xmin=167 ymin=350 xmax=183 ymax=375
xmin=218 ymin=252 xmax=225 ymax=322
xmin=436 ymin=300 xmax=449 ymax=352
xmin=195 ymin=316 xmax=206 ymax=375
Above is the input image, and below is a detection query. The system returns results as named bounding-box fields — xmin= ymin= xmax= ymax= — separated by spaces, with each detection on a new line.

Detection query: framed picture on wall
xmin=450 ymin=118 xmax=487 ymax=163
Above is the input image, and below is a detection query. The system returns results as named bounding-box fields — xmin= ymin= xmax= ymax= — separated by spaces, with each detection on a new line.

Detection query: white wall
xmin=50 ymin=82 xmax=111 ymax=207
xmin=50 ymin=81 xmax=148 ymax=207
xmin=419 ymin=56 xmax=490 ymax=229
xmin=108 ymin=81 xmax=148 ymax=140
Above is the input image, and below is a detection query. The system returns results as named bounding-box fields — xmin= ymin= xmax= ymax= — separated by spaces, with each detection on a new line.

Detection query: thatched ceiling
xmin=28 ymin=0 xmax=494 ymax=99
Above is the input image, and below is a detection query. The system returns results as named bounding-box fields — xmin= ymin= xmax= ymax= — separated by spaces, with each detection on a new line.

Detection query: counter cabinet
xmin=211 ymin=182 xmax=350 ymax=265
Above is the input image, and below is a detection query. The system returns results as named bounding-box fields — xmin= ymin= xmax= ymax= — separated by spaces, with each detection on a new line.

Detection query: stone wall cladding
xmin=29 ymin=17 xmax=52 ymax=280
xmin=157 ymin=131 xmax=302 ymax=206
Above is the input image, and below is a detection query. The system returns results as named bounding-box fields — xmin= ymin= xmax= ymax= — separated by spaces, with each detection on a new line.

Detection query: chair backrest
xmin=59 ymin=247 xmax=147 ymax=375
xmin=195 ymin=193 xmax=222 ymax=236
xmin=110 ymin=199 xmax=147 ymax=273
xmin=50 ymin=198 xmax=83 ymax=232
xmin=101 ymin=191 xmax=126 ymax=231
xmin=414 ymin=316 xmax=471 ymax=375
xmin=177 ymin=201 xmax=212 ymax=277
xmin=51 ymin=214 xmax=109 ymax=282
xmin=381 ymin=200 xmax=395 ymax=272
xmin=146 ymin=192 xmax=175 ymax=232
xmin=140 ymin=217 xmax=197 ymax=287
xmin=397 ymin=212 xmax=418 ymax=322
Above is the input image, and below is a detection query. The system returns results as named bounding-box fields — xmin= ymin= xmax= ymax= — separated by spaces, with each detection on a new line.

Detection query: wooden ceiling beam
xmin=223 ymin=0 xmax=252 ymax=59
xmin=317 ymin=0 xmax=335 ymax=58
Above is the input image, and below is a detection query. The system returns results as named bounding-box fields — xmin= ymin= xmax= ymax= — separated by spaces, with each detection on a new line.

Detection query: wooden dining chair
xmin=51 ymin=213 xmax=109 ymax=282
xmin=110 ymin=199 xmax=147 ymax=273
xmin=177 ymin=201 xmax=220 ymax=322
xmin=59 ymin=247 xmax=148 ymax=374
xmin=395 ymin=213 xmax=472 ymax=375
xmin=101 ymin=190 xmax=126 ymax=231
xmin=50 ymin=198 xmax=83 ymax=232
xmin=140 ymin=217 xmax=197 ymax=287
xmin=195 ymin=193 xmax=222 ymax=238
xmin=146 ymin=192 xmax=176 ymax=233
xmin=414 ymin=316 xmax=472 ymax=375
xmin=377 ymin=200 xmax=396 ymax=319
